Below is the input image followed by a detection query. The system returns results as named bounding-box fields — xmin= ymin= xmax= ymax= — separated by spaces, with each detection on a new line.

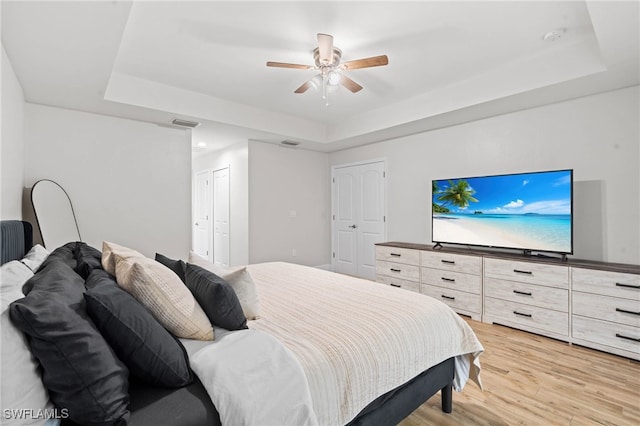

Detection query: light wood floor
xmin=400 ymin=319 xmax=640 ymax=426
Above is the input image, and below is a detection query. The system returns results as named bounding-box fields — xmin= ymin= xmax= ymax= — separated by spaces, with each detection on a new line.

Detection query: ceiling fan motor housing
xmin=313 ymin=47 xmax=342 ymax=68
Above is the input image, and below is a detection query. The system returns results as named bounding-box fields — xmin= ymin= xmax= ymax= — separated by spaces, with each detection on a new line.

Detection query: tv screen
xmin=431 ymin=169 xmax=573 ymax=254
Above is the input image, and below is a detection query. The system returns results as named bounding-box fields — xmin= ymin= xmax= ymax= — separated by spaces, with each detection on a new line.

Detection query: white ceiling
xmin=2 ymin=1 xmax=638 ymax=154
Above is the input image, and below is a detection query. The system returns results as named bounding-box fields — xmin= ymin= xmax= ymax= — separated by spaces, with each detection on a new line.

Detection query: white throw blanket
xmin=183 ymin=329 xmax=318 ymax=426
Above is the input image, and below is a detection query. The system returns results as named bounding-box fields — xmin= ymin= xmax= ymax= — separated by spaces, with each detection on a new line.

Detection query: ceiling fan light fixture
xmin=309 ymin=75 xmax=323 ymax=91
xmin=328 ymin=71 xmax=341 ymax=85
xmin=267 ymin=33 xmax=388 ymax=103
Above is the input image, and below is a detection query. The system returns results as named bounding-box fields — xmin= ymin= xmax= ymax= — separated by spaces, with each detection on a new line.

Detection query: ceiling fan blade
xmin=294 ymin=80 xmax=312 ymax=94
xmin=340 ymin=75 xmax=363 ymax=93
xmin=341 ymin=55 xmax=389 ymax=70
xmin=267 ymin=61 xmax=313 ymax=70
xmin=317 ymin=33 xmax=334 ymax=65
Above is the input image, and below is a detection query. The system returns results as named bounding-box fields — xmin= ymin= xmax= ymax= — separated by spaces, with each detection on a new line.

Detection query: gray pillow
xmin=10 ymin=258 xmax=130 ymax=426
xmin=185 ymin=263 xmax=248 ymax=331
xmin=85 ymin=269 xmax=193 ymax=388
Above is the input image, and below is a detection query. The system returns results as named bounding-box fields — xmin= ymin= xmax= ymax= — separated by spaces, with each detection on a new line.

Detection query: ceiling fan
xmin=267 ymin=33 xmax=388 ymax=104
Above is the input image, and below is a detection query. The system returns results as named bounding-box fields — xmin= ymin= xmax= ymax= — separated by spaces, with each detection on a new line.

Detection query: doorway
xmin=192 ymin=167 xmax=230 ymax=266
xmin=212 ymin=167 xmax=230 ymax=267
xmin=193 ymin=170 xmax=210 ymax=258
xmin=331 ymin=160 xmax=386 ymax=279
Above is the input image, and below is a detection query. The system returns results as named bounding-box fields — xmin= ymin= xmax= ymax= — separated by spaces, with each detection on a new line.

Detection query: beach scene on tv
xmin=432 ymin=170 xmax=572 ymax=253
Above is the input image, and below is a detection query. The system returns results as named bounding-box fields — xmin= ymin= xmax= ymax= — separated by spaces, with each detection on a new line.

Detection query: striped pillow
xmin=115 ymin=255 xmax=213 ymax=341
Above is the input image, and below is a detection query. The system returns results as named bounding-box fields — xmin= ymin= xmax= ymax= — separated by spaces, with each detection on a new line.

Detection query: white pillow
xmin=19 ymin=245 xmax=50 ymax=273
xmin=1 ymin=261 xmax=54 ymax=426
xmin=188 ymin=252 xmax=261 ymax=320
xmin=101 ymin=241 xmax=145 ymax=275
xmin=115 ymin=254 xmax=214 ymax=341
xmin=1 ymin=261 xmax=33 ymax=305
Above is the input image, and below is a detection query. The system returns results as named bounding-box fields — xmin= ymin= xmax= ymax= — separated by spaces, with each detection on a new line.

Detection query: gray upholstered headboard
xmin=1 ymin=220 xmax=33 ymax=265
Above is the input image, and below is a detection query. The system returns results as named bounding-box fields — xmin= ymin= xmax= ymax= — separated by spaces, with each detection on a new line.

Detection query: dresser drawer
xmin=484 ymin=297 xmax=568 ymax=336
xmin=573 ymin=292 xmax=640 ymax=328
xmin=421 ymin=268 xmax=481 ymax=294
xmin=376 ymin=275 xmax=420 ymax=293
xmin=376 ymin=260 xmax=420 ymax=282
xmin=375 ymin=246 xmax=420 ymax=265
xmin=421 ymin=251 xmax=481 ymax=275
xmin=484 ymin=258 xmax=569 ymax=289
xmin=485 ymin=277 xmax=568 ymax=312
xmin=421 ymin=285 xmax=481 ymax=314
xmin=573 ymin=316 xmax=640 ymax=356
xmin=572 ymin=268 xmax=640 ymax=300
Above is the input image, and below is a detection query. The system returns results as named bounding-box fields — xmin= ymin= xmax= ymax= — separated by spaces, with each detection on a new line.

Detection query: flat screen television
xmin=431 ymin=169 xmax=573 ymax=255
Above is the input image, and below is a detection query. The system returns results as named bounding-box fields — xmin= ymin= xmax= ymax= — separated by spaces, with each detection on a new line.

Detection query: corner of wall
xmin=1 ymin=44 xmax=26 ymax=220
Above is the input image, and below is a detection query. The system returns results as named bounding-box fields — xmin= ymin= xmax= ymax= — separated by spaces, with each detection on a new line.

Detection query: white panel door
xmin=333 ymin=168 xmax=358 ymax=276
xmin=357 ymin=162 xmax=386 ymax=279
xmin=213 ymin=167 xmax=230 ymax=267
xmin=193 ymin=170 xmax=210 ymax=258
xmin=332 ymin=161 xmax=386 ymax=279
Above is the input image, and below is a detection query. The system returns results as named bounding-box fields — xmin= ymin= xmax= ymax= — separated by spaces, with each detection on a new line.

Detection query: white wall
xmin=329 ymin=86 xmax=640 ymax=265
xmin=192 ymin=142 xmax=249 ymax=266
xmin=248 ymin=141 xmax=330 ymax=267
xmin=24 ymin=103 xmax=191 ymax=259
xmin=1 ymin=45 xmax=25 ymax=220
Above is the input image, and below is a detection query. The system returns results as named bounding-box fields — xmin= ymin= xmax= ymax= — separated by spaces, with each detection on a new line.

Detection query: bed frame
xmin=1 ymin=220 xmax=455 ymax=426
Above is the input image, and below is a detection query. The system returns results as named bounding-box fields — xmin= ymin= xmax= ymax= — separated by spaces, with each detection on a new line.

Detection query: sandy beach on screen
xmin=432 ymin=216 xmax=547 ymax=249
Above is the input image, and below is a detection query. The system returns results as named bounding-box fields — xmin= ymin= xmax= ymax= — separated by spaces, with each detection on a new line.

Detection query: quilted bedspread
xmin=246 ymin=262 xmax=483 ymax=426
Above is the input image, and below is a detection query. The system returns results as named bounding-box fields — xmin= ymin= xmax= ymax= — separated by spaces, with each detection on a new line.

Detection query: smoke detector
xmin=542 ymin=28 xmax=567 ymax=43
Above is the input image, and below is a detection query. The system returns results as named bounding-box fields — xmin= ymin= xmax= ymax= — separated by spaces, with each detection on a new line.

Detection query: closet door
xmin=212 ymin=167 xmax=230 ymax=267
xmin=332 ymin=161 xmax=386 ymax=279
xmin=193 ymin=170 xmax=210 ymax=259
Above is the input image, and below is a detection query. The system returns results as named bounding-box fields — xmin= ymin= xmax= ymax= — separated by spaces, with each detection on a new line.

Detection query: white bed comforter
xmin=246 ymin=262 xmax=484 ymax=426
xmin=182 ymin=328 xmax=318 ymax=426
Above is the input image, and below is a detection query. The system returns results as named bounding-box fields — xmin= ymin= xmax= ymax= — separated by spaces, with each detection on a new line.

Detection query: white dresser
xmin=571 ymin=267 xmax=640 ymax=359
xmin=375 ymin=242 xmax=640 ymax=360
xmin=375 ymin=245 xmax=420 ymax=293
xmin=420 ymin=251 xmax=482 ymax=320
xmin=483 ymin=257 xmax=569 ymax=341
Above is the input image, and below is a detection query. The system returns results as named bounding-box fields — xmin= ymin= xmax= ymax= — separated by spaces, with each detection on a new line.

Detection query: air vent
xmin=280 ymin=140 xmax=300 ymax=147
xmin=171 ymin=118 xmax=200 ymax=128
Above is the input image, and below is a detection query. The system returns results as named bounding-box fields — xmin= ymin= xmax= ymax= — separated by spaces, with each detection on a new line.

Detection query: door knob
xmin=348 ymin=224 xmax=357 ymax=229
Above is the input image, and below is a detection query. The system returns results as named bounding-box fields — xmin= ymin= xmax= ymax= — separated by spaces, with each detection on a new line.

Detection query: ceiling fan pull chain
xmin=322 ymin=74 xmax=328 ymax=103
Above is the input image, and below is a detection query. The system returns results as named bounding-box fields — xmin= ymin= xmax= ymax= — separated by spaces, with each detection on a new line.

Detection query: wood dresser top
xmin=376 ymin=242 xmax=640 ymax=275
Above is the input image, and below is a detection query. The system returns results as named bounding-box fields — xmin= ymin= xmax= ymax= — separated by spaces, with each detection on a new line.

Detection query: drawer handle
xmin=390 ymin=283 xmax=401 ymax=288
xmin=441 ymin=260 xmax=455 ymax=264
xmin=513 ymin=290 xmax=533 ymax=296
xmin=513 ymin=311 xmax=532 ymax=318
xmin=390 ymin=268 xmax=401 ymax=273
xmin=615 ymin=333 xmax=640 ymax=343
xmin=615 ymin=282 xmax=640 ymax=289
xmin=390 ymin=253 xmax=402 ymax=257
xmin=441 ymin=277 xmax=456 ymax=282
xmin=513 ymin=269 xmax=533 ymax=275
xmin=616 ymin=308 xmax=640 ymax=316
xmin=441 ymin=295 xmax=455 ymax=300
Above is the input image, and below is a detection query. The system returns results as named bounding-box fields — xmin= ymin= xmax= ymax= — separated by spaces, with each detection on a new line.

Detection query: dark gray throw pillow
xmin=85 ymin=269 xmax=193 ymax=388
xmin=9 ymin=259 xmax=130 ymax=426
xmin=73 ymin=242 xmax=103 ymax=279
xmin=185 ymin=263 xmax=248 ymax=331
xmin=155 ymin=252 xmax=186 ymax=283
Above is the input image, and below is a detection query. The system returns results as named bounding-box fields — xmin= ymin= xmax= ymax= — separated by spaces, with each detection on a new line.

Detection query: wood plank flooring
xmin=400 ymin=319 xmax=640 ymax=426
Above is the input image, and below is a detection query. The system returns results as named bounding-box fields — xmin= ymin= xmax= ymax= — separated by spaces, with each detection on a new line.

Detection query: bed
xmin=1 ymin=220 xmax=482 ymax=426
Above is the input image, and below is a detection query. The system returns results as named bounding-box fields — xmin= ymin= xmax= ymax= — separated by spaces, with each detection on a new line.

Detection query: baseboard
xmin=314 ymin=264 xmax=333 ymax=271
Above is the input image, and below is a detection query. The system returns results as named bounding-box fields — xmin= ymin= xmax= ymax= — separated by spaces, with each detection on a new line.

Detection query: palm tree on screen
xmin=436 ymin=179 xmax=479 ymax=209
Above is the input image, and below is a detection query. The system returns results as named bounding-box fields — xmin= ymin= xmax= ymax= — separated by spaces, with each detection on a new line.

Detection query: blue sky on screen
xmin=433 ymin=170 xmax=572 ymax=214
